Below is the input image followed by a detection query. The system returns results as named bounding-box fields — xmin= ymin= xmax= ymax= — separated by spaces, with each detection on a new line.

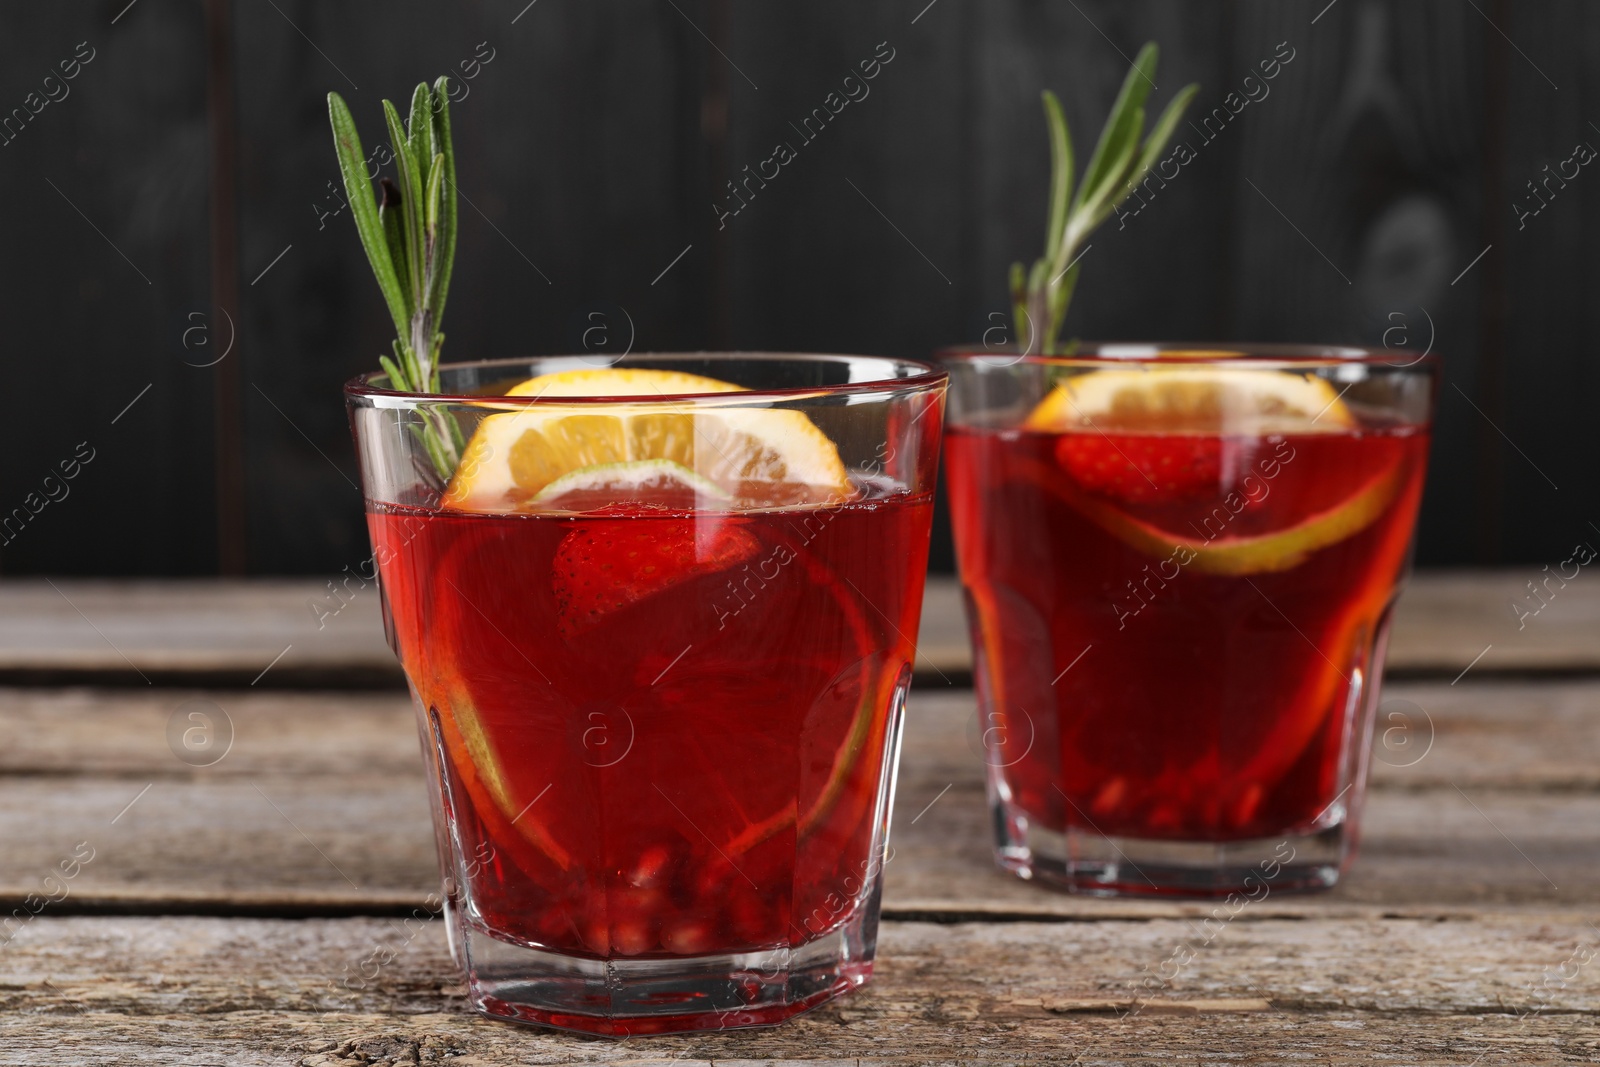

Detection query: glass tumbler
xmin=942 ymin=345 xmax=1436 ymax=896
xmin=346 ymin=353 xmax=945 ymax=1034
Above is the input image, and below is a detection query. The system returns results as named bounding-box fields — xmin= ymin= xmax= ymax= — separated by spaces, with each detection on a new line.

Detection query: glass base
xmin=992 ymin=797 xmax=1349 ymax=898
xmin=455 ymin=898 xmax=878 ymax=1037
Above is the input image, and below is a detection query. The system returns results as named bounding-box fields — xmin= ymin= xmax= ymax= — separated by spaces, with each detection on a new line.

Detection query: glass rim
xmin=345 ymin=351 xmax=948 ymax=404
xmin=935 ymin=341 xmax=1441 ymax=370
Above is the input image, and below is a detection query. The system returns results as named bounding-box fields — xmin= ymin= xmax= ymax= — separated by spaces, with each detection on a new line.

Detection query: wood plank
xmin=890 ymin=763 xmax=1600 ymax=915
xmin=951 ymin=1 xmax=1238 ymax=580
xmin=718 ymin=0 xmax=970 ymax=576
xmin=0 ymin=1 xmax=1571 ymax=582
xmin=1231 ymin=0 xmax=1493 ymax=566
xmin=2 ymin=914 xmax=1598 ymax=1064
xmin=723 ymin=1 xmax=967 ymax=356
xmin=1493 ymin=0 xmax=1600 ymax=564
xmin=1384 ymin=568 xmax=1600 ymax=675
xmin=0 ymin=579 xmax=398 ymax=685
xmin=889 ymin=682 xmax=1600 ymax=914
xmin=0 ymin=570 xmax=1595 ymax=684
xmin=2 ymin=680 xmax=1596 ymax=914
xmin=970 ymin=1 xmax=1236 ymax=343
xmin=229 ymin=0 xmax=710 ymax=572
xmin=0 ymin=4 xmax=219 ymax=576
xmin=912 ymin=575 xmax=966 ymax=678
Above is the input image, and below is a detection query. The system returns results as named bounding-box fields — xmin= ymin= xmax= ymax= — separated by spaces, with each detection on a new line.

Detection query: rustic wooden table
xmin=2 ymin=571 xmax=1595 ymax=1065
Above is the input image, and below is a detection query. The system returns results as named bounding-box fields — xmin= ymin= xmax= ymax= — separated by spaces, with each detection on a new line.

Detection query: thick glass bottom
xmin=991 ymin=794 xmax=1349 ymax=898
xmin=454 ymin=895 xmax=878 ymax=1037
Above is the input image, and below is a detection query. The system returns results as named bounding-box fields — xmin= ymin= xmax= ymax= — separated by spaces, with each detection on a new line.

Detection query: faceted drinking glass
xmin=942 ymin=345 xmax=1436 ymax=896
xmin=346 ymin=353 xmax=946 ymax=1034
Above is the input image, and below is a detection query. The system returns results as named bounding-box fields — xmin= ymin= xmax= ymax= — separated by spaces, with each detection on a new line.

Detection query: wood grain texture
xmin=722 ymin=1 xmax=968 ymax=353
xmin=0 ymin=578 xmax=397 ymax=684
xmin=230 ymin=0 xmax=711 ymax=573
xmin=970 ymin=1 xmax=1235 ymax=343
xmin=4 ymin=2 xmax=1597 ymax=1057
xmin=3 ymin=915 xmax=1599 ymax=1065
xmin=1231 ymin=0 xmax=1492 ymax=567
xmin=1 ymin=571 xmax=1597 ymax=684
xmin=2 ymin=678 xmax=1596 ymax=914
xmin=3 ymin=1 xmax=1596 ymax=576
xmin=0 ymin=3 xmax=218 ymax=577
xmin=1493 ymin=0 xmax=1600 ymax=563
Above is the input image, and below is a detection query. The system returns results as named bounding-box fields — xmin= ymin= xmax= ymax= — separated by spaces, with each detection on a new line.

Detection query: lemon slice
xmin=443 ymin=368 xmax=851 ymax=511
xmin=1026 ymin=367 xmax=1355 ymax=434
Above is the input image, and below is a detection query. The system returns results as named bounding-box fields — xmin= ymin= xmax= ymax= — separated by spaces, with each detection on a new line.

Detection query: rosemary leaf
xmin=391 ymin=339 xmax=418 ymax=393
xmin=1026 ymin=258 xmax=1050 ymax=304
xmin=428 ymin=78 xmax=458 ymax=326
xmin=327 ymin=92 xmax=409 ymax=344
xmin=416 ymin=417 xmax=448 ymax=475
xmin=382 ymin=100 xmax=426 ymax=303
xmin=425 ymin=153 xmax=444 ymax=244
xmin=1125 ymin=84 xmax=1200 ymax=202
xmin=378 ymin=352 xmax=406 ymax=391
xmin=378 ymin=179 xmax=411 ymax=318
xmin=1008 ymin=260 xmax=1029 ymax=345
xmin=330 ymin=78 xmax=464 ymax=482
xmin=1049 ymin=261 xmax=1079 ymax=329
xmin=1074 ymin=102 xmax=1144 ymax=234
xmin=1016 ymin=41 xmax=1197 ymax=354
xmin=1042 ymin=91 xmax=1074 ymax=255
xmin=406 ymin=82 xmax=434 ymax=180
xmin=1071 ymin=43 xmax=1156 ymax=217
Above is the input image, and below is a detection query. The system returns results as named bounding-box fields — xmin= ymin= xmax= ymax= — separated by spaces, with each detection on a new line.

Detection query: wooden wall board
xmin=6 ymin=1 xmax=1592 ymax=575
xmin=229 ymin=0 xmax=712 ymax=572
xmin=1493 ymin=0 xmax=1600 ymax=563
xmin=1231 ymin=1 xmax=1492 ymax=565
xmin=0 ymin=3 xmax=217 ymax=576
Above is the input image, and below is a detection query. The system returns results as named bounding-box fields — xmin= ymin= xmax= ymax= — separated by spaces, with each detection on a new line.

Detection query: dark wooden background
xmin=0 ymin=0 xmax=1592 ymax=576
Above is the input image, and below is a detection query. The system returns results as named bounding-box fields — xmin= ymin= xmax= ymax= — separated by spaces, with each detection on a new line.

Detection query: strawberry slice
xmin=1054 ymin=433 xmax=1221 ymax=503
xmin=552 ymin=521 xmax=759 ymax=638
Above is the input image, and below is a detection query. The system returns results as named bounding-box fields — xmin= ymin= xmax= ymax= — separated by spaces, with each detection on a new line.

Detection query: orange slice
xmin=530 ymin=459 xmax=731 ymax=511
xmin=1063 ymin=460 xmax=1407 ymax=575
xmin=1026 ymin=367 xmax=1355 ymax=434
xmin=1025 ymin=367 xmax=1389 ymax=575
xmin=443 ymin=368 xmax=850 ymax=511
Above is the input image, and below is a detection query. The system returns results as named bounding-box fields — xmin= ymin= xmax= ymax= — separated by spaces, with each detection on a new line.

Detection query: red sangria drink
xmin=348 ymin=355 xmax=945 ymax=1035
xmin=943 ymin=348 xmax=1436 ymax=896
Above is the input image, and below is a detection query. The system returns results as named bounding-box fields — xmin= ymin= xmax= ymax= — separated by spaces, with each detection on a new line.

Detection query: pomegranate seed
xmin=628 ymin=845 xmax=672 ymax=888
xmin=612 ymin=918 xmax=653 ymax=956
xmin=661 ymin=921 xmax=712 ymax=955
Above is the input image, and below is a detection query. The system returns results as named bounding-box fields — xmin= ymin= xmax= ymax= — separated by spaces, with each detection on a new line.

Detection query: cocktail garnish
xmin=1021 ymin=367 xmax=1399 ymax=573
xmin=1011 ymin=44 xmax=1197 ymax=354
xmin=530 ymin=459 xmax=732 ymax=511
xmin=442 ymin=367 xmax=851 ymax=512
xmin=328 ymin=78 xmax=462 ymax=479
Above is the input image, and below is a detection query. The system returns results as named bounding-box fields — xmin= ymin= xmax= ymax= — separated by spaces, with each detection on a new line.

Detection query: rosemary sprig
xmin=328 ymin=78 xmax=462 ymax=479
xmin=1012 ymin=43 xmax=1198 ymax=355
